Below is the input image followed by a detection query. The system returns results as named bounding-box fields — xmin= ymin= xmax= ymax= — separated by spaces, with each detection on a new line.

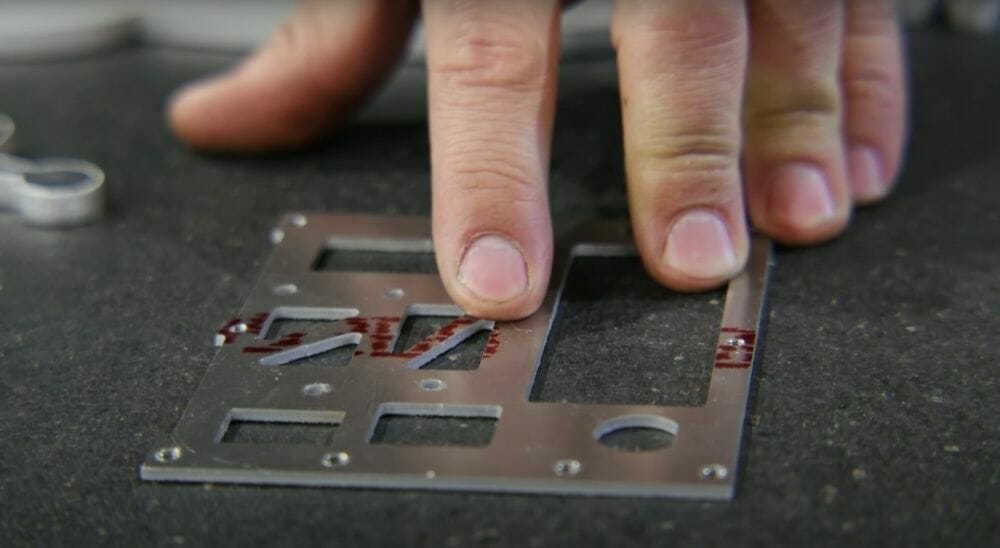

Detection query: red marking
xmin=483 ymin=331 xmax=501 ymax=358
xmin=243 ymin=347 xmax=279 ymax=354
xmin=217 ymin=319 xmax=242 ymax=344
xmin=714 ymin=328 xmax=756 ymax=369
xmin=345 ymin=317 xmax=370 ymax=334
xmin=223 ymin=313 xmax=503 ymax=362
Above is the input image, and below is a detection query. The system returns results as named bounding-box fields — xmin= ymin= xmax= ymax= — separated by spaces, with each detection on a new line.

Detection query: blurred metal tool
xmin=0 ymin=114 xmax=105 ymax=227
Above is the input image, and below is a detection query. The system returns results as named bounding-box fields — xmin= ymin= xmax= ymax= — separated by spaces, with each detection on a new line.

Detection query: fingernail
xmin=848 ymin=145 xmax=887 ymax=202
xmin=458 ymin=235 xmax=528 ymax=303
xmin=662 ymin=209 xmax=740 ymax=280
xmin=767 ymin=163 xmax=837 ymax=229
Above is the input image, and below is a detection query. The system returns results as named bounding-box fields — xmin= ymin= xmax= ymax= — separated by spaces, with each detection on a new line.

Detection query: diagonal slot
xmin=259 ymin=332 xmax=362 ymax=367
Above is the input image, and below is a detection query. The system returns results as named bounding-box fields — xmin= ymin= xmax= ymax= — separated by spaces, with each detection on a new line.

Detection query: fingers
xmin=743 ymin=1 xmax=851 ymax=245
xmin=842 ymin=0 xmax=907 ymax=203
xmin=422 ymin=0 xmax=561 ymax=320
xmin=168 ymin=0 xmax=417 ymax=152
xmin=612 ymin=0 xmax=750 ymax=290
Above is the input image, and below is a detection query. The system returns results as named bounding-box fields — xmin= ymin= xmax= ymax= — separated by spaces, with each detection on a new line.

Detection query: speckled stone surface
xmin=0 ymin=30 xmax=997 ymax=547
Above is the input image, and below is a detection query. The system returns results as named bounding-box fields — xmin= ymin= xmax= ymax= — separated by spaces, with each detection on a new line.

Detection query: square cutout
xmin=219 ymin=410 xmax=343 ymax=445
xmin=369 ymin=404 xmax=501 ymax=447
xmin=530 ymin=256 xmax=724 ymax=407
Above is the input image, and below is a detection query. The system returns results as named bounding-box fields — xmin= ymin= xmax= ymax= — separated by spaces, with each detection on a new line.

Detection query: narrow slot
xmin=529 ymin=256 xmax=724 ymax=407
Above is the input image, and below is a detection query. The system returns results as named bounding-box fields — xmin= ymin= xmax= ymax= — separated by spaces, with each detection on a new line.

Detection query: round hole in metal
xmin=594 ymin=415 xmax=678 ymax=452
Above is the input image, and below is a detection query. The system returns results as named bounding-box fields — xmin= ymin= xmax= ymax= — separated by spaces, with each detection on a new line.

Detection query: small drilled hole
xmin=419 ymin=378 xmax=446 ymax=391
xmin=270 ymin=228 xmax=285 ymax=244
xmin=385 ymin=288 xmax=405 ymax=299
xmin=289 ymin=214 xmax=307 ymax=227
xmin=229 ymin=322 xmax=248 ymax=334
xmin=302 ymin=383 xmax=332 ymax=396
xmin=154 ymin=446 xmax=182 ymax=463
xmin=700 ymin=464 xmax=728 ymax=480
xmin=273 ymin=283 xmax=298 ymax=296
xmin=553 ymin=459 xmax=581 ymax=477
xmin=321 ymin=451 xmax=350 ymax=467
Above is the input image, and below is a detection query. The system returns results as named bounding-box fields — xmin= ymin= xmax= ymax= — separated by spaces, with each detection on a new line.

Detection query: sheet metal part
xmin=0 ymin=113 xmax=105 ymax=227
xmin=141 ymin=213 xmax=772 ymax=499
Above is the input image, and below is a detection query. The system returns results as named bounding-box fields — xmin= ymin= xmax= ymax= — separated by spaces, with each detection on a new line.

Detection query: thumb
xmin=168 ymin=0 xmax=417 ymax=152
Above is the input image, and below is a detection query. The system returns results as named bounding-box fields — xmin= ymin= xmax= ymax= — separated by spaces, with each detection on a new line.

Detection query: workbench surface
xmin=1 ymin=30 xmax=997 ymax=547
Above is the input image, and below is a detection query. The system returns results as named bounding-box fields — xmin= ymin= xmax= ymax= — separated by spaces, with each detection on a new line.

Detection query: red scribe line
xmin=229 ymin=314 xmax=502 ymax=359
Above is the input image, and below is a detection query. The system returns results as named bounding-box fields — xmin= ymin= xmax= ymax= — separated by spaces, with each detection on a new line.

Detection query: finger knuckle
xmin=843 ymin=67 xmax=902 ymax=114
xmin=616 ymin=6 xmax=745 ymax=61
xmin=448 ymin=155 xmax=544 ymax=200
xmin=430 ymin=21 xmax=547 ymax=92
xmin=634 ymin=133 xmax=740 ymax=176
xmin=746 ymin=84 xmax=841 ymax=133
xmin=631 ymin=133 xmax=740 ymax=203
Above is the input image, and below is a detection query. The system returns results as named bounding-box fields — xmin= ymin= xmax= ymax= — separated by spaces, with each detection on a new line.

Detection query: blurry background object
xmin=0 ymin=113 xmax=14 ymax=152
xmin=0 ymin=0 xmax=993 ymax=121
xmin=0 ymin=1 xmax=139 ymax=62
xmin=943 ymin=0 xmax=1000 ymax=34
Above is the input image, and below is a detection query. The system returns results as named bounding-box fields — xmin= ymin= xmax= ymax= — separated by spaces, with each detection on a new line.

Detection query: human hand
xmin=168 ymin=0 xmax=906 ymax=320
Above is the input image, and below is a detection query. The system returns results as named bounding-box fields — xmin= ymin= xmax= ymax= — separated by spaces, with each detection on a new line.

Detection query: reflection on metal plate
xmin=140 ymin=213 xmax=772 ymax=499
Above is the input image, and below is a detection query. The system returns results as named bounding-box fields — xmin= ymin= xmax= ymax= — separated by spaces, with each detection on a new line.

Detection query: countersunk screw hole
xmin=154 ymin=446 xmax=182 ymax=463
xmin=385 ymin=288 xmax=405 ymax=299
xmin=700 ymin=464 xmax=728 ymax=480
xmin=727 ymin=337 xmax=746 ymax=347
xmin=269 ymin=228 xmax=285 ymax=244
xmin=553 ymin=459 xmax=581 ymax=477
xmin=302 ymin=382 xmax=331 ymax=396
xmin=273 ymin=283 xmax=298 ymax=296
xmin=229 ymin=323 xmax=248 ymax=334
xmin=420 ymin=378 xmax=446 ymax=391
xmin=289 ymin=214 xmax=307 ymax=227
xmin=321 ymin=452 xmax=350 ymax=468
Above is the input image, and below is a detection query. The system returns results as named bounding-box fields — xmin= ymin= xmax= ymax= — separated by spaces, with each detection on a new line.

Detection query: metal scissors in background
xmin=0 ymin=112 xmax=105 ymax=227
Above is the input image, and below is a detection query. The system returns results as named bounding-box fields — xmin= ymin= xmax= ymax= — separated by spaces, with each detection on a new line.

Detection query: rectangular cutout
xmin=530 ymin=256 xmax=724 ymax=407
xmin=369 ymin=403 xmax=500 ymax=447
xmin=370 ymin=415 xmax=497 ymax=447
xmin=393 ymin=315 xmax=489 ymax=370
xmin=313 ymin=249 xmax=438 ymax=274
xmin=220 ymin=412 xmax=341 ymax=445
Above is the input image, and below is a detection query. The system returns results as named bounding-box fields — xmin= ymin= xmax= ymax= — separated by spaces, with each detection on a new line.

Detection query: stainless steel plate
xmin=140 ymin=213 xmax=772 ymax=499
